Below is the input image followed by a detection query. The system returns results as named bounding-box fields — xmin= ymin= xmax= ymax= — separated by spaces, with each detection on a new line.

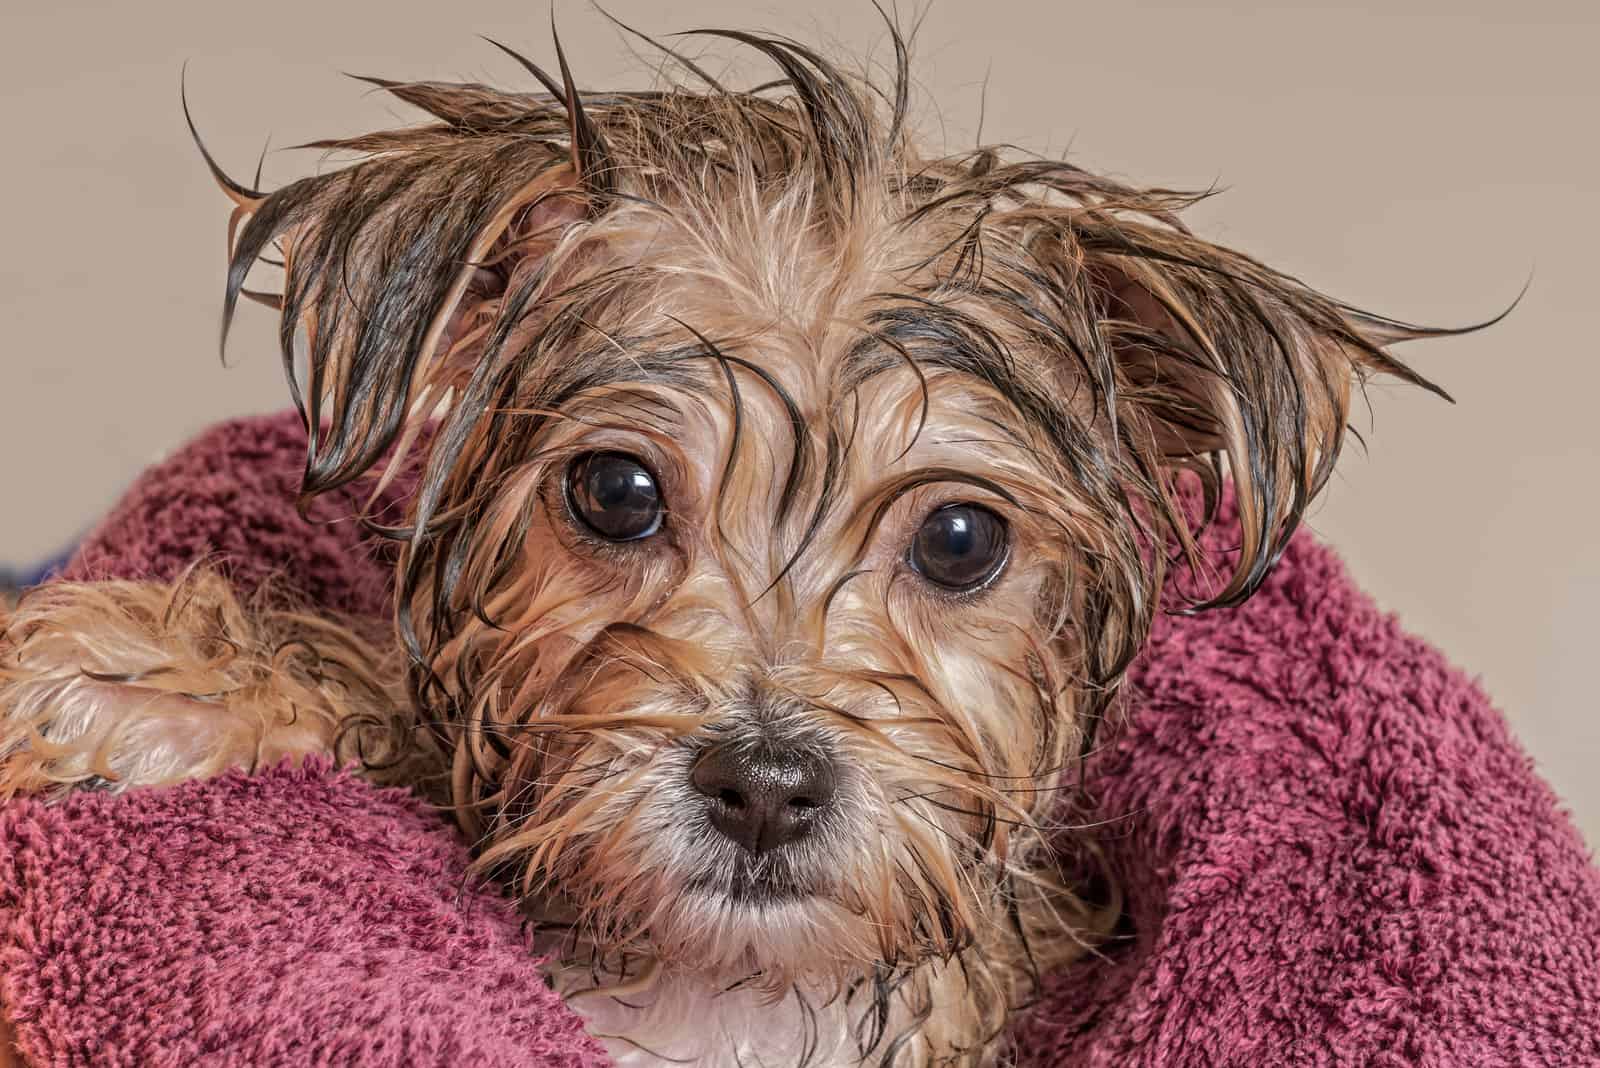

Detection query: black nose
xmin=690 ymin=741 xmax=837 ymax=856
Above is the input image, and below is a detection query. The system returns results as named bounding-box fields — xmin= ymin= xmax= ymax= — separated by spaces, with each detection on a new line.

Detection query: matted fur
xmin=1 ymin=13 xmax=1473 ymax=1067
xmin=0 ymin=568 xmax=426 ymax=799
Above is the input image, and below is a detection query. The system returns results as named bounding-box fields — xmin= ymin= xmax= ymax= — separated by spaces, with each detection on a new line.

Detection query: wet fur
xmin=0 ymin=14 xmax=1466 ymax=1067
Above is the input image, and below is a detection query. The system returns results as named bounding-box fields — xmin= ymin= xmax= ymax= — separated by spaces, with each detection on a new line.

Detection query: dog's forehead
xmin=563 ymin=268 xmax=1051 ymax=488
xmin=516 ymin=155 xmax=1089 ymax=497
xmin=594 ymin=225 xmax=1057 ymax=436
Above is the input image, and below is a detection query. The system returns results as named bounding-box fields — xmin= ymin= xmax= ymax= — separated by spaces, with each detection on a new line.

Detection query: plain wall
xmin=3 ymin=0 xmax=1596 ymax=842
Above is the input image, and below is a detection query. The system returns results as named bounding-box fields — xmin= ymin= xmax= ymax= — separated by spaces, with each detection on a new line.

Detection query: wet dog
xmin=0 ymin=17 xmax=1460 ymax=1066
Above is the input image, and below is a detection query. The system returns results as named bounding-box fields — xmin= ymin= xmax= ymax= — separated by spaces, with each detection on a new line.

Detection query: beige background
xmin=3 ymin=1 xmax=1596 ymax=843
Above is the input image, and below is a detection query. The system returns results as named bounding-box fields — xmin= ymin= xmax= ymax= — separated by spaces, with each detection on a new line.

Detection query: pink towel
xmin=2 ymin=411 xmax=1596 ymax=1066
xmin=0 ymin=762 xmax=607 ymax=1067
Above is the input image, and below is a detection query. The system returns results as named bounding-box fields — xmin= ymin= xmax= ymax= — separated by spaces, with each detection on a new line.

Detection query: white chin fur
xmin=549 ymin=960 xmax=876 ymax=1068
xmin=538 ymin=890 xmax=912 ymax=1068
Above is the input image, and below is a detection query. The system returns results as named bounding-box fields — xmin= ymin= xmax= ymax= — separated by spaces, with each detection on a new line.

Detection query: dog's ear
xmin=202 ymin=63 xmax=609 ymax=506
xmin=1076 ymin=228 xmax=1454 ymax=609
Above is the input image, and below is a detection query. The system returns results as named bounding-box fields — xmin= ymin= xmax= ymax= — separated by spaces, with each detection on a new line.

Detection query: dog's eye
xmin=908 ymin=504 xmax=1009 ymax=592
xmin=566 ymin=452 xmax=664 ymax=541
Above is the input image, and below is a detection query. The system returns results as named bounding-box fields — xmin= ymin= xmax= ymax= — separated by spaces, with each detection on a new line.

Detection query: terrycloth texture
xmin=60 ymin=413 xmax=404 ymax=617
xmin=1014 ymin=536 xmax=1600 ymax=1066
xmin=0 ymin=762 xmax=608 ymax=1068
xmin=3 ymin=409 xmax=1596 ymax=1066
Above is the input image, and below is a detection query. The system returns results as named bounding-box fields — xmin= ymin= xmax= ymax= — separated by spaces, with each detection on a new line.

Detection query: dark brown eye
xmin=908 ymin=504 xmax=1009 ymax=592
xmin=566 ymin=452 xmax=664 ymax=542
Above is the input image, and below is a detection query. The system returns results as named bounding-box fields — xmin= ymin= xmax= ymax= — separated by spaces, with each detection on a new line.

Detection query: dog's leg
xmin=0 ymin=569 xmax=404 ymax=799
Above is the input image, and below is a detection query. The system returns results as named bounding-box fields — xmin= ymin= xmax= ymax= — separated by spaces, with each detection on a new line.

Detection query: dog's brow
xmin=848 ymin=466 xmax=1023 ymax=559
xmin=540 ymin=341 xmax=704 ymax=407
xmin=842 ymin=302 xmax=1067 ymax=442
xmin=560 ymin=387 xmax=687 ymax=435
xmin=846 ymin=300 xmax=1026 ymax=395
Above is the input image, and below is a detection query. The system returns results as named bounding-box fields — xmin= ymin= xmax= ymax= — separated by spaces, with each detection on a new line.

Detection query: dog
xmin=0 ymin=17 xmax=1465 ymax=1067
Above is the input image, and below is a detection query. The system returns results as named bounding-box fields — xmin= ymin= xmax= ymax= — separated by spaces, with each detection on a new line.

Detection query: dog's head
xmin=212 ymin=25 xmax=1445 ymax=993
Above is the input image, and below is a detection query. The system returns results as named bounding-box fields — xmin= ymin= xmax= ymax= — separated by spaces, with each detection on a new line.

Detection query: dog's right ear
xmin=198 ymin=56 xmax=610 ymax=504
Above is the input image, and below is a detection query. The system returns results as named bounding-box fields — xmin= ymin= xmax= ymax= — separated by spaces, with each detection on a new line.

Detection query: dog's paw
xmin=0 ymin=570 xmax=391 ymax=799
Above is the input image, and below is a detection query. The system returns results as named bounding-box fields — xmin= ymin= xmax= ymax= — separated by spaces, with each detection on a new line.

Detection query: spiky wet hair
xmin=205 ymin=16 xmax=1457 ymax=805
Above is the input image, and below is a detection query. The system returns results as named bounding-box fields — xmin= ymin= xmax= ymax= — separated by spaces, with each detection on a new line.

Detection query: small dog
xmin=0 ymin=18 xmax=1463 ymax=1067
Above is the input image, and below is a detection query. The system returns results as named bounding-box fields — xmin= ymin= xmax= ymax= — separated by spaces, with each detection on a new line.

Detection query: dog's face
xmin=214 ymin=29 xmax=1439 ymax=990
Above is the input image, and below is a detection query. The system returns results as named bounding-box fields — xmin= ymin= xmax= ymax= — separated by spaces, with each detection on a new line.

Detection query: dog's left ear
xmin=1080 ymin=233 xmax=1452 ymax=608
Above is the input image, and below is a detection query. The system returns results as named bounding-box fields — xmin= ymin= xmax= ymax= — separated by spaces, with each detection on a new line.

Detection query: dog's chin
xmin=685 ymin=852 xmax=820 ymax=907
xmin=583 ymin=870 xmax=890 ymax=987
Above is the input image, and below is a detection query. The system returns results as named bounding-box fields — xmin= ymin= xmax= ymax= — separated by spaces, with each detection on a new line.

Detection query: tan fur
xmin=0 ymin=570 xmax=420 ymax=799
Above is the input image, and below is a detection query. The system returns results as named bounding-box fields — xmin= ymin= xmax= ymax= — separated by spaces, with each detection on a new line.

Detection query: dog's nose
xmin=690 ymin=741 xmax=837 ymax=855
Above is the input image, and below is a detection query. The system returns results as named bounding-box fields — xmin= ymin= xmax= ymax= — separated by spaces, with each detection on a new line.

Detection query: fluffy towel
xmin=2 ymin=411 xmax=1596 ymax=1066
xmin=0 ymin=762 xmax=607 ymax=1068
